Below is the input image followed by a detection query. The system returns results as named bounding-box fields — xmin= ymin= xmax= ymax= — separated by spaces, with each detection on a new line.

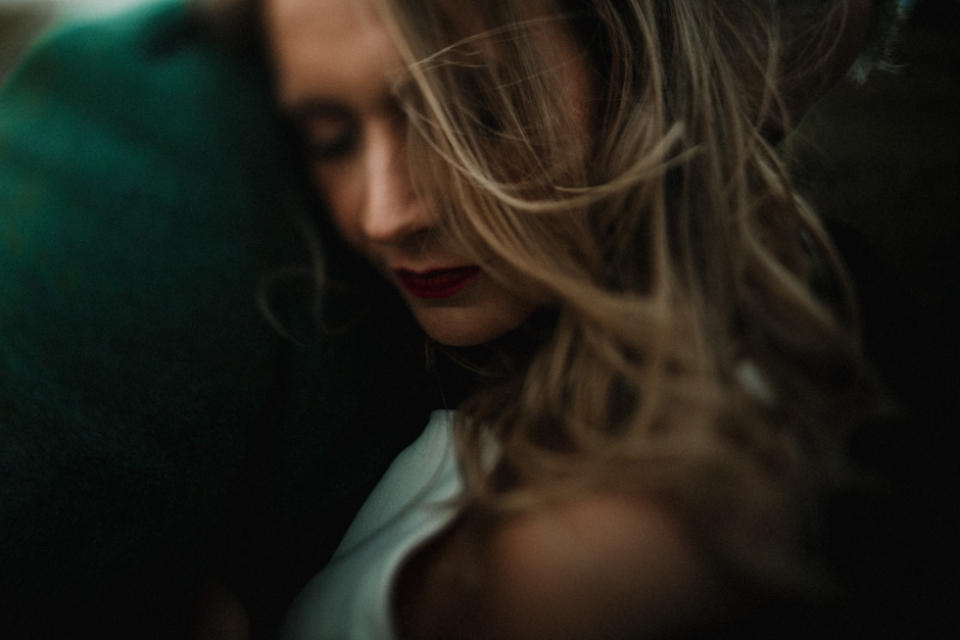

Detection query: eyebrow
xmin=282 ymin=99 xmax=351 ymax=121
xmin=283 ymin=90 xmax=411 ymax=124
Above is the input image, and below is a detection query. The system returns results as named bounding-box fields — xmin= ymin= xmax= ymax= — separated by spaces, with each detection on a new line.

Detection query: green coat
xmin=0 ymin=2 xmax=441 ymax=637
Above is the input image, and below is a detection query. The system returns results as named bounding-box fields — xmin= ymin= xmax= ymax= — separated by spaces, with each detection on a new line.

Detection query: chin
xmin=411 ymin=302 xmax=537 ymax=347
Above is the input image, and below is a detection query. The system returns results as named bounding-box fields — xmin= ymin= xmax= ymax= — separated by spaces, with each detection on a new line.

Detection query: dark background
xmin=791 ymin=2 xmax=959 ymax=635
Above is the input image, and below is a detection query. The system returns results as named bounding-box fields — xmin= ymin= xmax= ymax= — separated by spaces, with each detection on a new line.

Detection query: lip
xmin=394 ymin=266 xmax=482 ymax=299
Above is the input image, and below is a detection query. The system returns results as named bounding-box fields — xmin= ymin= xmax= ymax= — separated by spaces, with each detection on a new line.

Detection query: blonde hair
xmin=197 ymin=0 xmax=890 ymax=595
xmin=370 ymin=0 xmax=882 ymax=592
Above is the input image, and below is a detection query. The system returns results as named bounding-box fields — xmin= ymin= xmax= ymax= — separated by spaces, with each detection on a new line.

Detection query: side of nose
xmin=359 ymin=116 xmax=429 ymax=245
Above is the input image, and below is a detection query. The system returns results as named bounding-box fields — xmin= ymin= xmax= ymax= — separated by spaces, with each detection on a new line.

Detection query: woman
xmin=203 ymin=0 xmax=899 ymax=638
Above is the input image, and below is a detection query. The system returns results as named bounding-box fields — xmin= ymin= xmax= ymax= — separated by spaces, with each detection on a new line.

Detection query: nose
xmin=359 ymin=116 xmax=429 ymax=245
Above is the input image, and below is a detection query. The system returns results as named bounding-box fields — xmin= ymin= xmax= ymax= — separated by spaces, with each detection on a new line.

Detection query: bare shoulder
xmin=396 ymin=492 xmax=739 ymax=640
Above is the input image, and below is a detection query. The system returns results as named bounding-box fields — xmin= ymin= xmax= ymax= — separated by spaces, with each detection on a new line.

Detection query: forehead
xmin=265 ymin=0 xmax=403 ymax=108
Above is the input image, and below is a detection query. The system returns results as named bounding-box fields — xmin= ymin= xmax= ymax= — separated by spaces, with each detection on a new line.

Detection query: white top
xmin=281 ymin=410 xmax=462 ymax=640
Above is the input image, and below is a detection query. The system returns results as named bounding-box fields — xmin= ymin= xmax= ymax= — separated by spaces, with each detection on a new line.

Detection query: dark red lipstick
xmin=394 ymin=266 xmax=482 ymax=299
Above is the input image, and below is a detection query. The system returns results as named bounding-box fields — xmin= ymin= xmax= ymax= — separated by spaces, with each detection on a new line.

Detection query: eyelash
xmin=305 ymin=127 xmax=359 ymax=161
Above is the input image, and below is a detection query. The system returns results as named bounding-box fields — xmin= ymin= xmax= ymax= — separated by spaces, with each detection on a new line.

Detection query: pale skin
xmin=266 ymin=0 xmax=541 ymax=346
xmin=195 ymin=0 xmax=879 ymax=637
xmin=393 ymin=496 xmax=735 ymax=640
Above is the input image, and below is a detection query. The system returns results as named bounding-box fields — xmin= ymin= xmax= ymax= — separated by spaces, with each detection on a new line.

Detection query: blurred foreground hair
xmin=198 ymin=0 xmax=899 ymax=594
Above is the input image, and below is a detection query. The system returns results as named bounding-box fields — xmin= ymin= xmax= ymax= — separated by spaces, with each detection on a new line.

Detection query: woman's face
xmin=265 ymin=0 xmax=591 ymax=346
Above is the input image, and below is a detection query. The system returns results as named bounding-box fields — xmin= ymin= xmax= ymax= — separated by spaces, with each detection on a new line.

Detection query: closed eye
xmin=284 ymin=100 xmax=360 ymax=162
xmin=302 ymin=113 xmax=359 ymax=161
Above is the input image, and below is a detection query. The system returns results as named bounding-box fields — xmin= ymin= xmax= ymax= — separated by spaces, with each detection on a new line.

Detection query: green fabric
xmin=0 ymin=2 xmax=436 ymax=637
xmin=0 ymin=0 xmax=281 ymax=577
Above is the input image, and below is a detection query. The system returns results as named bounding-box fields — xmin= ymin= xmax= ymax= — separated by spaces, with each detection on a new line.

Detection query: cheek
xmin=314 ymin=164 xmax=363 ymax=250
